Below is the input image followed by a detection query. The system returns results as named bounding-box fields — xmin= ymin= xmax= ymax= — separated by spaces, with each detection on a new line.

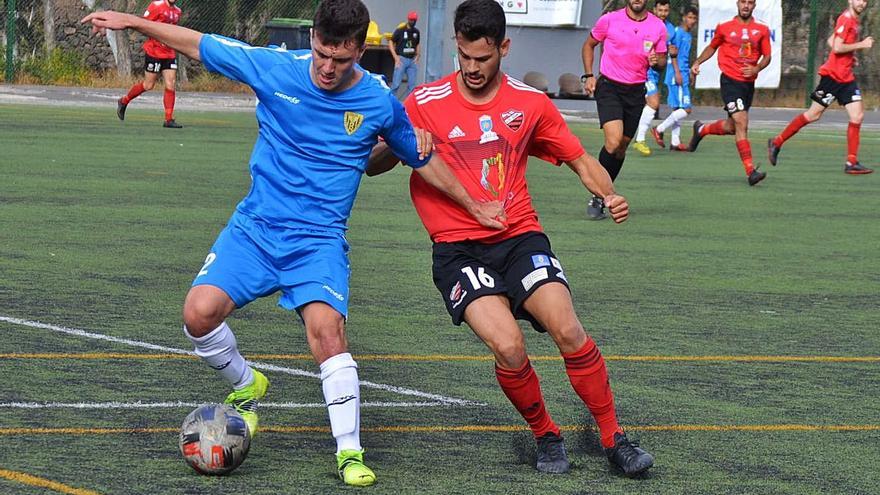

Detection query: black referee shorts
xmin=595 ymin=76 xmax=647 ymax=139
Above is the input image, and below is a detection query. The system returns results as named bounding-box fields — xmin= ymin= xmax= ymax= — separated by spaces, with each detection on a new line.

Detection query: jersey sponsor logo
xmin=448 ymin=126 xmax=466 ymax=139
xmin=480 ymin=153 xmax=505 ymax=198
xmin=531 ymin=254 xmax=551 ymax=268
xmin=449 ymin=281 xmax=468 ymax=309
xmin=274 ymin=91 xmax=301 ymax=105
xmin=501 ymin=109 xmax=524 ymax=132
xmin=478 ymin=114 xmax=498 ymax=144
xmin=344 ymin=111 xmax=365 ymax=135
xmin=521 ymin=268 xmax=549 ymax=292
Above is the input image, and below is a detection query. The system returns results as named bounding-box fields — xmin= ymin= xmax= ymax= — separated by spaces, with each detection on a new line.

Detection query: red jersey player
xmin=368 ymin=0 xmax=654 ymax=478
xmin=116 ymin=0 xmax=183 ymax=128
xmin=768 ymin=0 xmax=873 ymax=174
xmin=690 ymin=0 xmax=772 ymax=186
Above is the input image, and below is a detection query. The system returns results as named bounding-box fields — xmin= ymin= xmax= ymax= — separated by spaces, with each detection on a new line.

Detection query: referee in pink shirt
xmin=582 ymin=0 xmax=668 ymax=220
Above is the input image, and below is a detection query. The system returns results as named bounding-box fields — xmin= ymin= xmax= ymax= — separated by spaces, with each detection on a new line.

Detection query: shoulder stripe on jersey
xmin=415 ymin=89 xmax=453 ymax=105
xmin=507 ymin=78 xmax=545 ymax=94
xmin=415 ymin=82 xmax=452 ymax=97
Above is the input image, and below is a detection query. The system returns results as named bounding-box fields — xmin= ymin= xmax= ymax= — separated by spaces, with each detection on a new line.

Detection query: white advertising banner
xmin=695 ymin=0 xmax=782 ymax=88
xmin=496 ymin=0 xmax=583 ymax=27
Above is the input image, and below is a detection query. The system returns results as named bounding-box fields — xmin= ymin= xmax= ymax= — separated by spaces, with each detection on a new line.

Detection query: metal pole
xmin=5 ymin=0 xmax=15 ymax=82
xmin=804 ymin=0 xmax=819 ymax=108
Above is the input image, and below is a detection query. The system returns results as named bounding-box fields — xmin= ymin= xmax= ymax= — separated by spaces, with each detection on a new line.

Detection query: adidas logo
xmin=448 ymin=126 xmax=466 ymax=139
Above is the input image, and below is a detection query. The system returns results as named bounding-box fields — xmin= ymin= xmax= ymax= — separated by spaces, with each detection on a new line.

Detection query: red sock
xmin=122 ymin=82 xmax=146 ymax=105
xmin=736 ymin=139 xmax=755 ymax=175
xmin=774 ymin=114 xmax=809 ymax=147
xmin=563 ymin=338 xmax=621 ymax=448
xmin=700 ymin=119 xmax=728 ymax=137
xmin=847 ymin=122 xmax=861 ymax=164
xmin=163 ymin=89 xmax=176 ymax=122
xmin=495 ymin=361 xmax=560 ymax=439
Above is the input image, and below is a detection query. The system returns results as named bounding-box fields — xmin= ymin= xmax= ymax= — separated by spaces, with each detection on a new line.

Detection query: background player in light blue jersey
xmin=654 ymin=5 xmax=698 ymax=151
xmin=633 ymin=0 xmax=676 ymax=156
xmin=82 ymin=0 xmax=505 ymax=487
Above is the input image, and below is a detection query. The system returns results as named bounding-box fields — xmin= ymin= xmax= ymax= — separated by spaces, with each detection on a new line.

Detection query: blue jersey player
xmin=654 ymin=5 xmax=698 ymax=151
xmin=633 ymin=0 xmax=676 ymax=155
xmin=82 ymin=0 xmax=504 ymax=487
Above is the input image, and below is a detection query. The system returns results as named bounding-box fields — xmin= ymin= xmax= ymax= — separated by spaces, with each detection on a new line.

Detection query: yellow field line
xmin=1 ymin=424 xmax=878 ymax=436
xmin=0 ymin=468 xmax=102 ymax=495
xmin=0 ymin=353 xmax=878 ymax=363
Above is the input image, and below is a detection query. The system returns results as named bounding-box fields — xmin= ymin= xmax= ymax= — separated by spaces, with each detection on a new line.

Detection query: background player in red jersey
xmin=768 ymin=0 xmax=873 ymax=175
xmin=368 ymin=0 xmax=654 ymax=478
xmin=116 ymin=0 xmax=183 ymax=128
xmin=690 ymin=0 xmax=771 ymax=186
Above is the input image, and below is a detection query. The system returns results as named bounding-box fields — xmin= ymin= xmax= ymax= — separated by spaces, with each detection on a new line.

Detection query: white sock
xmin=657 ymin=108 xmax=689 ymax=133
xmin=635 ymin=105 xmax=655 ymax=142
xmin=185 ymin=322 xmax=253 ymax=390
xmin=671 ymin=123 xmax=682 ymax=146
xmin=321 ymin=353 xmax=362 ymax=453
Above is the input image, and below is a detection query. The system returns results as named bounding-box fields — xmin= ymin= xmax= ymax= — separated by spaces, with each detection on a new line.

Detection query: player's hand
xmin=691 ymin=63 xmax=701 ymax=77
xmin=648 ymin=51 xmax=659 ymax=67
xmin=583 ymin=76 xmax=597 ymax=97
xmin=81 ymin=11 xmax=133 ymax=35
xmin=861 ymin=36 xmax=874 ymax=50
xmin=604 ymin=194 xmax=629 ymax=224
xmin=741 ymin=64 xmax=758 ymax=78
xmin=675 ymin=70 xmax=683 ymax=86
xmin=469 ymin=200 xmax=507 ymax=230
xmin=394 ymin=59 xmax=402 ymax=68
xmin=413 ymin=127 xmax=433 ymax=160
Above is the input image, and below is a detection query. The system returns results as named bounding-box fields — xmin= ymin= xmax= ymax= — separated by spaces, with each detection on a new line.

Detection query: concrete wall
xmin=363 ymin=0 xmax=603 ymax=93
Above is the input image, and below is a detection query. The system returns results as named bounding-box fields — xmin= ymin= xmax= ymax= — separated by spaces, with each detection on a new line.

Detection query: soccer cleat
xmin=748 ymin=169 xmax=767 ymax=186
xmin=587 ymin=196 xmax=607 ymax=221
xmin=650 ymin=127 xmax=665 ymax=148
xmin=117 ymin=98 xmax=127 ymax=121
xmin=632 ymin=141 xmax=652 ymax=156
xmin=845 ymin=161 xmax=874 ymax=174
xmin=535 ymin=433 xmax=570 ymax=474
xmin=688 ymin=120 xmax=704 ymax=152
xmin=605 ymin=432 xmax=654 ymax=477
xmin=669 ymin=143 xmax=689 ymax=152
xmin=163 ymin=119 xmax=184 ymax=128
xmin=337 ymin=449 xmax=376 ymax=487
xmin=224 ymin=369 xmax=269 ymax=438
xmin=767 ymin=138 xmax=781 ymax=166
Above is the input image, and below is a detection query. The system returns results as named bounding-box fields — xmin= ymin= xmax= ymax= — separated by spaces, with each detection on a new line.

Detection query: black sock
xmin=598 ymin=147 xmax=625 ymax=182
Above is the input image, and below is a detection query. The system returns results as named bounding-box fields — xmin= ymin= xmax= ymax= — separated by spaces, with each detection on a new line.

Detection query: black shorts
xmin=144 ymin=55 xmax=178 ymax=73
xmin=811 ymin=75 xmax=862 ymax=107
xmin=432 ymin=232 xmax=570 ymax=333
xmin=720 ymin=74 xmax=755 ymax=116
xmin=595 ymin=76 xmax=647 ymax=139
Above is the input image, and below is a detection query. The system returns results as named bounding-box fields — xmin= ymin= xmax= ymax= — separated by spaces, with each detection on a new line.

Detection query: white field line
xmin=0 ymin=315 xmax=486 ymax=407
xmin=0 ymin=401 xmax=468 ymax=410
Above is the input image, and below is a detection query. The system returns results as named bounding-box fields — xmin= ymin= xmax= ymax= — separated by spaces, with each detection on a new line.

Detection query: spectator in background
xmin=116 ymin=0 xmax=183 ymax=128
xmin=389 ymin=11 xmax=421 ymax=98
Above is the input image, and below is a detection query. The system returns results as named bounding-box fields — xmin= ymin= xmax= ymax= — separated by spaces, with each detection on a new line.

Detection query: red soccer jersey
xmin=819 ymin=10 xmax=860 ymax=83
xmin=143 ymin=0 xmax=181 ymax=60
xmin=404 ymin=73 xmax=585 ymax=244
xmin=710 ymin=17 xmax=772 ymax=82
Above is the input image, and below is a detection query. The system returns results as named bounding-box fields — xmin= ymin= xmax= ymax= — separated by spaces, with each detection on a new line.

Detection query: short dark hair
xmin=684 ymin=5 xmax=699 ymax=16
xmin=313 ymin=0 xmax=370 ymax=47
xmin=654 ymin=0 xmax=670 ymax=6
xmin=454 ymin=0 xmax=506 ymax=46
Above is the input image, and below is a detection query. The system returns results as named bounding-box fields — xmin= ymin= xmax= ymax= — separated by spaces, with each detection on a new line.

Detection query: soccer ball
xmin=179 ymin=404 xmax=251 ymax=475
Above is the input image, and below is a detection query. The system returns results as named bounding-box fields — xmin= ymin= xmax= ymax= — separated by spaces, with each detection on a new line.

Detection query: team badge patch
xmin=344 ymin=111 xmax=365 ymax=135
xmin=502 ymin=109 xmax=524 ymax=132
xmin=531 ymin=254 xmax=551 ymax=268
xmin=478 ymin=114 xmax=499 ymax=144
xmin=449 ymin=281 xmax=468 ymax=309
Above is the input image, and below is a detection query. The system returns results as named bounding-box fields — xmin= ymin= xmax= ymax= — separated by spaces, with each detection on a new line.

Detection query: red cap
xmin=407 ymin=11 xmax=418 ymax=21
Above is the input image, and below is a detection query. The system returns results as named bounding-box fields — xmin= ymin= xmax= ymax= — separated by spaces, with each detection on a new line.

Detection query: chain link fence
xmin=1 ymin=0 xmax=317 ymax=83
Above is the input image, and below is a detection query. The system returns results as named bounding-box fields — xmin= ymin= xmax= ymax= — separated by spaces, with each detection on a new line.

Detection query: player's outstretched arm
xmin=366 ymin=142 xmax=400 ymax=177
xmin=82 ymin=10 xmax=202 ymax=61
xmin=566 ymin=153 xmax=628 ymax=224
xmin=415 ymin=156 xmax=506 ymax=230
xmin=691 ymin=44 xmax=717 ymax=76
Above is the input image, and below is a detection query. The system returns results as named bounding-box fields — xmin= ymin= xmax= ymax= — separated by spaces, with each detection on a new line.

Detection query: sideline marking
xmin=0 ymin=468 xmax=101 ymax=495
xmin=0 ymin=401 xmax=475 ymax=410
xmin=0 ymin=315 xmax=484 ymax=407
xmin=1 ymin=352 xmax=878 ymax=363
xmin=1 ymin=424 xmax=878 ymax=436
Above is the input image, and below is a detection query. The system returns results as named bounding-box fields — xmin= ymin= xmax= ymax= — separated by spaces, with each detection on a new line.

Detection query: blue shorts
xmin=667 ymin=80 xmax=692 ymax=109
xmin=192 ymin=213 xmax=351 ymax=317
xmin=645 ymin=69 xmax=661 ymax=96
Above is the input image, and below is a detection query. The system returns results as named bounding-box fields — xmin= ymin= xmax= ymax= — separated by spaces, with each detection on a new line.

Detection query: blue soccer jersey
xmin=646 ymin=20 xmax=677 ymax=96
xmin=199 ymin=34 xmax=430 ymax=233
xmin=664 ymin=26 xmax=693 ymax=86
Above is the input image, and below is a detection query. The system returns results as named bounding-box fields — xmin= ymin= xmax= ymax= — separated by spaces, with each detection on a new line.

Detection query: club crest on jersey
xmin=344 ymin=111 xmax=364 ymax=135
xmin=502 ymin=109 xmax=524 ymax=132
xmin=449 ymin=281 xmax=468 ymax=309
xmin=478 ymin=114 xmax=499 ymax=144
